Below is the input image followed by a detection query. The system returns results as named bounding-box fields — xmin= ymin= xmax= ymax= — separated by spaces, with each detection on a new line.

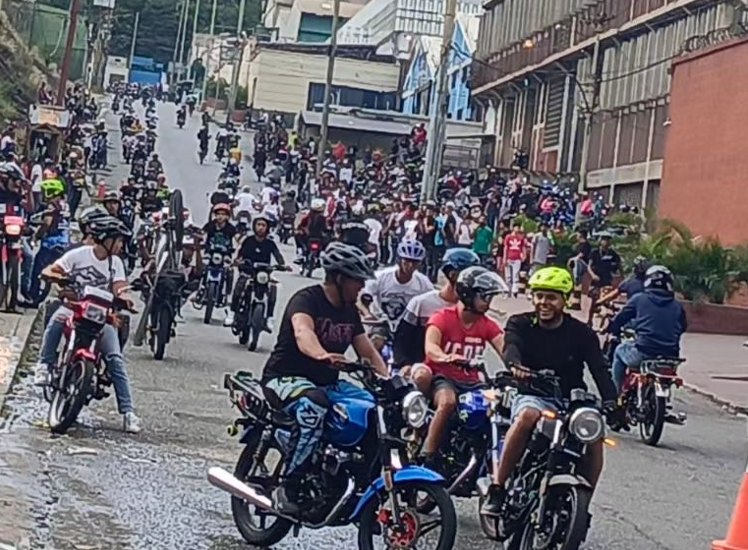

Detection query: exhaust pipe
xmin=207 ymin=467 xmax=273 ymax=510
xmin=447 ymin=454 xmax=479 ymax=494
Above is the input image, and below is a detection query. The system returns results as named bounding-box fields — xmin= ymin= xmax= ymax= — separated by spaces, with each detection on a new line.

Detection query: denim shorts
xmin=511 ymin=394 xmax=564 ymax=421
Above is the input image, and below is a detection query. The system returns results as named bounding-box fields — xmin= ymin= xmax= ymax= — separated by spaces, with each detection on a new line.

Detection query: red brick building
xmin=659 ymin=36 xmax=748 ymax=245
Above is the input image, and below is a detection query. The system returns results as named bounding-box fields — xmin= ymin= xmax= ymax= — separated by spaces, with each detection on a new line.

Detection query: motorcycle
xmin=616 ymin=354 xmax=687 ymax=446
xmin=303 ymin=238 xmax=322 ymax=277
xmin=278 ymin=215 xmax=294 ymax=245
xmin=222 ymin=176 xmax=240 ymax=198
xmin=177 ymin=109 xmax=186 ymax=129
xmin=493 ymin=369 xmax=607 ymax=550
xmin=42 ymin=278 xmax=135 ymax=434
xmin=0 ymin=212 xmax=25 ymax=312
xmin=134 ymin=269 xmax=186 ymax=360
xmin=208 ymin=362 xmax=456 ymax=550
xmin=232 ymin=261 xmax=281 ymax=351
xmin=198 ymin=144 xmax=208 ymax=165
xmin=235 ymin=211 xmax=252 ymax=237
xmin=194 ymin=245 xmax=231 ymax=324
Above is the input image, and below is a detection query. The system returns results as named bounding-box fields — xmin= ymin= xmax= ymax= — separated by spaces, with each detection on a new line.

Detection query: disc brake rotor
xmin=379 ymin=508 xmax=420 ymax=549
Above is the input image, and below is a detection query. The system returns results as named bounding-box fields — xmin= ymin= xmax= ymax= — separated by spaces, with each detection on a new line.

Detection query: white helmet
xmin=311 ymin=198 xmax=326 ymax=212
xmin=352 ymin=203 xmax=365 ymax=216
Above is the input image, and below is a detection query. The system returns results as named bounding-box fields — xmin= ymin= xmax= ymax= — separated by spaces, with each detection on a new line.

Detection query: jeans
xmin=426 ymin=246 xmax=444 ymax=283
xmin=40 ymin=307 xmax=135 ymax=414
xmin=611 ymin=340 xmax=644 ymax=393
xmin=29 ymin=246 xmax=63 ymax=303
xmin=569 ymin=258 xmax=588 ymax=285
xmin=504 ymin=259 xmax=522 ymax=295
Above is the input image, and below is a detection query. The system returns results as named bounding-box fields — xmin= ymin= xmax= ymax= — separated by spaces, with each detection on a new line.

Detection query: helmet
xmin=632 ymin=256 xmax=651 ymax=278
xmin=212 ymin=203 xmax=231 ymax=215
xmin=321 ymin=242 xmax=374 ymax=281
xmin=311 ymin=198 xmax=326 ymax=212
xmin=456 ymin=266 xmax=509 ymax=308
xmin=352 ymin=203 xmax=365 ymax=216
xmin=102 ymin=190 xmax=120 ymax=203
xmin=528 ymin=266 xmax=574 ymax=296
xmin=252 ymin=214 xmax=269 ymax=231
xmin=397 ymin=239 xmax=426 ymax=262
xmin=41 ymin=178 xmax=65 ymax=199
xmin=441 ymin=248 xmax=480 ymax=275
xmin=286 ymin=189 xmax=296 ymax=198
xmin=644 ymin=265 xmax=674 ymax=293
xmin=78 ymin=206 xmax=108 ymax=233
xmin=92 ymin=216 xmax=132 ymax=243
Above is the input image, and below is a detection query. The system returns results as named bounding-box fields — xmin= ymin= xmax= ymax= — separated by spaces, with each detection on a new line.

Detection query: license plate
xmin=655 ymin=384 xmax=670 ymax=398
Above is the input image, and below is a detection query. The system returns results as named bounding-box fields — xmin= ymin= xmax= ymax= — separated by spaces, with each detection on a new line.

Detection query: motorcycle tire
xmin=358 ymin=481 xmax=456 ymax=550
xmin=239 ymin=322 xmax=250 ymax=346
xmin=4 ymin=255 xmax=19 ymax=311
xmin=248 ymin=303 xmax=264 ymax=352
xmin=518 ymin=486 xmax=591 ymax=550
xmin=204 ymin=282 xmax=216 ymax=325
xmin=154 ymin=307 xmax=171 ymax=360
xmin=169 ymin=189 xmax=185 ymax=252
xmin=231 ymin=430 xmax=293 ymax=546
xmin=48 ymin=359 xmax=94 ymax=435
xmin=639 ymin=387 xmax=666 ymax=446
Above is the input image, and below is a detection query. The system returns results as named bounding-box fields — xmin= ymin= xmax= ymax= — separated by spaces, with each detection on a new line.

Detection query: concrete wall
xmin=245 ymin=48 xmax=399 ymax=115
xmin=660 ymin=36 xmax=748 ymax=245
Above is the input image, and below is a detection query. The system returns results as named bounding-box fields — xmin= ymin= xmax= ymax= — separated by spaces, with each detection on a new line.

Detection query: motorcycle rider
xmin=608 ymin=265 xmax=687 ymax=394
xmin=261 ymin=242 xmax=388 ymax=514
xmin=197 ymin=125 xmax=210 ymax=159
xmin=223 ymin=214 xmax=291 ymax=329
xmin=359 ymin=238 xmax=432 ymax=330
xmin=418 ymin=266 xmax=506 ymax=468
xmin=224 ymin=157 xmax=241 ymax=179
xmin=101 ymin=190 xmax=122 ymax=218
xmin=176 ymin=105 xmax=187 ymax=126
xmin=599 ymin=255 xmax=650 ymax=306
xmin=202 ymin=203 xmax=237 ymax=298
xmin=34 ymin=217 xmax=142 ymax=433
xmin=234 ymin=185 xmax=259 ymax=217
xmin=486 ymin=266 xmax=617 ymax=516
xmin=394 ymin=248 xmax=480 ymax=376
xmin=295 ymin=197 xmax=328 ymax=262
xmin=147 ymin=153 xmax=163 ymax=175
xmin=138 ymin=181 xmax=164 ymax=216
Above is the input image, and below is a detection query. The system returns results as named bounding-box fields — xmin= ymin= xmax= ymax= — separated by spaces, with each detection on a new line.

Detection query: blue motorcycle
xmin=208 ymin=362 xmax=457 ymax=550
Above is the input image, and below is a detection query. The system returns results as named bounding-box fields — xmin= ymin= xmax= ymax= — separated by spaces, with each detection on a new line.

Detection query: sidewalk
xmin=0 ymin=311 xmax=40 ymax=412
xmin=493 ymin=295 xmax=748 ymax=413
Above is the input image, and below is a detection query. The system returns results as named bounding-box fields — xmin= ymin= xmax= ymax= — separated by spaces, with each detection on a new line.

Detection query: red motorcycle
xmin=44 ymin=278 xmax=134 ymax=434
xmin=0 ymin=214 xmax=25 ymax=312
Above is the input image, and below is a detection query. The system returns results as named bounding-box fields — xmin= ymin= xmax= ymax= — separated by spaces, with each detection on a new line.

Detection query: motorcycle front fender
xmin=547 ymin=473 xmax=592 ymax=489
xmin=349 ymin=466 xmax=445 ymax=520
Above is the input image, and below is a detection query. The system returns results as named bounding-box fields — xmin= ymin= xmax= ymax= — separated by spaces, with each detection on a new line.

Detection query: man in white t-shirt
xmin=359 ymin=238 xmax=432 ymax=332
xmin=35 ymin=217 xmax=142 ymax=434
xmin=235 ymin=186 xmax=258 ymax=215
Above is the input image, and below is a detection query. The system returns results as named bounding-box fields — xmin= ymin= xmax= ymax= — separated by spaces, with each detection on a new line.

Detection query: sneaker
xmin=123 ymin=412 xmax=142 ymax=434
xmin=223 ymin=313 xmax=235 ymax=327
xmin=480 ymin=484 xmax=506 ymax=517
xmin=272 ymin=483 xmax=300 ymax=516
xmin=265 ymin=317 xmax=275 ymax=332
xmin=33 ymin=363 xmax=50 ymax=386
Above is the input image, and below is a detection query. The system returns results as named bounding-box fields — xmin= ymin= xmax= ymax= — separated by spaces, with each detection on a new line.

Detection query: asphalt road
xmin=0 ymin=101 xmax=746 ymax=550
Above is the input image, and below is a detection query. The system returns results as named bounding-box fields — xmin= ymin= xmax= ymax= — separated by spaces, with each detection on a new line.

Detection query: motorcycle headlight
xmin=212 ymin=253 xmax=222 ymax=265
xmin=402 ymin=391 xmax=428 ymax=429
xmin=255 ymin=271 xmax=269 ymax=285
xmin=568 ymin=407 xmax=605 ymax=444
xmin=82 ymin=303 xmax=108 ymax=325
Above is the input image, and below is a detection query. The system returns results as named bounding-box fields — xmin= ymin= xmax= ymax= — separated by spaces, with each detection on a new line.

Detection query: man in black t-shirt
xmin=202 ymin=203 xmax=237 ymax=252
xmin=587 ymin=232 xmax=621 ymax=324
xmin=224 ymin=215 xmax=289 ymax=329
xmin=568 ymin=229 xmax=592 ymax=285
xmin=261 ymin=242 xmax=387 ymax=516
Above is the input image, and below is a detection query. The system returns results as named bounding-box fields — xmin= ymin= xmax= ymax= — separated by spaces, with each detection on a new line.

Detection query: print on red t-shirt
xmin=503 ymin=233 xmax=527 ymax=261
xmin=425 ymin=306 xmax=502 ymax=383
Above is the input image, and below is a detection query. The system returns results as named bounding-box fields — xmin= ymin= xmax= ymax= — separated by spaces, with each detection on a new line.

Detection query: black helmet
xmin=102 ymin=190 xmax=120 ymax=203
xmin=321 ymin=242 xmax=374 ymax=281
xmin=441 ymin=248 xmax=480 ymax=275
xmin=93 ymin=216 xmax=132 ymax=243
xmin=632 ymin=256 xmax=650 ymax=279
xmin=644 ymin=265 xmax=674 ymax=293
xmin=456 ymin=266 xmax=509 ymax=309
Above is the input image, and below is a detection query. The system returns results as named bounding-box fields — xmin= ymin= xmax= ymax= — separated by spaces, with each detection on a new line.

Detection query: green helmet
xmin=41 ymin=178 xmax=65 ymax=200
xmin=528 ymin=266 xmax=574 ymax=296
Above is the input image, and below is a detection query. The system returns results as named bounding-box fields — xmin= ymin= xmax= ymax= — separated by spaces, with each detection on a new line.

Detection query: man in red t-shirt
xmin=502 ymin=223 xmax=527 ymax=297
xmin=415 ymin=266 xmax=507 ymax=462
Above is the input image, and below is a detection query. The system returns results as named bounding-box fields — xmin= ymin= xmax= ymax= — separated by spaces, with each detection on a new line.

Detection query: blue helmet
xmin=441 ymin=248 xmax=480 ymax=275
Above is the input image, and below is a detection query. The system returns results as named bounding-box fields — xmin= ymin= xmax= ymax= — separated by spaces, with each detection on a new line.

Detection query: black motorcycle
xmin=177 ymin=109 xmax=186 ymax=129
xmin=232 ymin=262 xmax=282 ymax=351
xmin=134 ymin=270 xmax=186 ymax=360
xmin=278 ymin=215 xmax=294 ymax=245
xmin=198 ymin=143 xmax=208 ymax=164
xmin=194 ymin=245 xmax=231 ymax=324
xmin=303 ymin=238 xmax=323 ymax=277
xmin=494 ymin=369 xmax=607 ymax=550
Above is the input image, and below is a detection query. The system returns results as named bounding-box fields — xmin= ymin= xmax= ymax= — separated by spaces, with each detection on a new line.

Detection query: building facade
xmin=402 ymin=16 xmax=480 ymax=121
xmin=473 ymin=0 xmax=748 ymax=209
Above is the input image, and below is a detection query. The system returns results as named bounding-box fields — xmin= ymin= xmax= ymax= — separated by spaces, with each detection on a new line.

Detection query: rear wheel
xmin=154 ymin=306 xmax=171 ymax=360
xmin=639 ymin=386 xmax=666 ymax=446
xmin=203 ymin=282 xmax=216 ymax=325
xmin=48 ymin=359 xmax=94 ymax=434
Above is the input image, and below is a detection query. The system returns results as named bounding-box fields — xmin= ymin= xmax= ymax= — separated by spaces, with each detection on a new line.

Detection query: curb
xmin=0 ymin=309 xmax=44 ymax=413
xmin=683 ymin=382 xmax=748 ymax=416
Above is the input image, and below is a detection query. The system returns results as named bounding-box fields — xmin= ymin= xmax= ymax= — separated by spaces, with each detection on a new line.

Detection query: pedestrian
xmin=568 ymin=228 xmax=592 ymax=285
xmin=530 ymin=222 xmax=553 ymax=274
xmin=502 ymin=222 xmax=527 ymax=297
xmin=587 ymin=232 xmax=621 ymax=325
xmin=472 ymin=215 xmax=494 ymax=266
xmin=457 ymin=216 xmax=473 ymax=247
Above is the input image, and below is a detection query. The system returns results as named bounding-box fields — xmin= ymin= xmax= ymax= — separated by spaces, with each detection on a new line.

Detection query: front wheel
xmin=639 ymin=386 xmax=666 ymax=446
xmin=48 ymin=359 xmax=94 ymax=434
xmin=203 ymin=282 xmax=216 ymax=325
xmin=247 ymin=303 xmax=265 ymax=352
xmin=358 ymin=481 xmax=457 ymax=550
xmin=519 ymin=486 xmax=591 ymax=550
xmin=153 ymin=306 xmax=172 ymax=360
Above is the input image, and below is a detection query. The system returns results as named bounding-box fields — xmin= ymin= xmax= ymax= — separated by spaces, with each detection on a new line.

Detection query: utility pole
xmin=201 ymin=0 xmax=218 ymax=101
xmin=129 ymin=11 xmax=140 ymax=70
xmin=420 ymin=0 xmax=457 ymax=201
xmin=173 ymin=0 xmax=189 ymax=84
xmin=227 ymin=0 xmax=247 ymax=122
xmin=314 ymin=0 xmax=340 ymax=179
xmin=190 ymin=0 xmax=201 ymax=83
xmin=179 ymin=0 xmax=192 ymax=79
xmin=577 ymin=36 xmax=601 ymax=196
xmin=57 ymin=0 xmax=83 ymax=105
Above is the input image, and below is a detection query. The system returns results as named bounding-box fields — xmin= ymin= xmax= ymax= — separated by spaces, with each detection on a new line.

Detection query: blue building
xmin=401 ymin=15 xmax=480 ymax=122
